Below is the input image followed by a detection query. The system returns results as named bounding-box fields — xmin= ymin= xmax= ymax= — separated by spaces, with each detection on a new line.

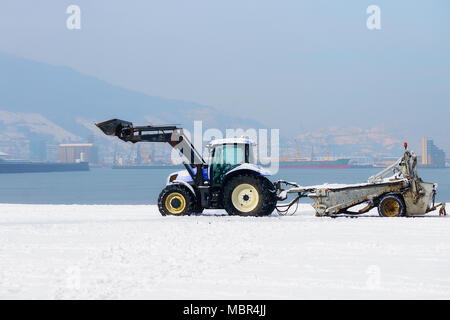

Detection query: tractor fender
xmin=225 ymin=163 xmax=271 ymax=177
xmin=168 ymin=180 xmax=197 ymax=199
xmin=223 ymin=164 xmax=272 ymax=186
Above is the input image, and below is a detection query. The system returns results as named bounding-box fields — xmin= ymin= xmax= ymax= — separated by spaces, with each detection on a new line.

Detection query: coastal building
xmin=421 ymin=138 xmax=446 ymax=168
xmin=59 ymin=143 xmax=98 ymax=163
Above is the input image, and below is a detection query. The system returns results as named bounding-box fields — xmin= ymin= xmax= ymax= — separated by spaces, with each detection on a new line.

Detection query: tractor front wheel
xmin=223 ymin=174 xmax=277 ymax=216
xmin=158 ymin=184 xmax=195 ymax=216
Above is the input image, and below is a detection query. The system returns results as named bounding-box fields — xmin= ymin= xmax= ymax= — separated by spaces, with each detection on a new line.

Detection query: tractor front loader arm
xmin=96 ymin=119 xmax=206 ymax=170
xmin=96 ymin=119 xmax=175 ymax=143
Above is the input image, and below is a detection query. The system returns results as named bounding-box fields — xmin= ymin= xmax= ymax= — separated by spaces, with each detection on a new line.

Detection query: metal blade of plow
xmin=95 ymin=119 xmax=133 ymax=136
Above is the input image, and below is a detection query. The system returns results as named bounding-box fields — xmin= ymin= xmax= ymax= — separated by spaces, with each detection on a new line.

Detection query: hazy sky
xmin=0 ymin=0 xmax=449 ymax=149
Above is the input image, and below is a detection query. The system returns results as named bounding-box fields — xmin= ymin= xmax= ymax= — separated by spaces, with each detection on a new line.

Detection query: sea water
xmin=0 ymin=167 xmax=448 ymax=204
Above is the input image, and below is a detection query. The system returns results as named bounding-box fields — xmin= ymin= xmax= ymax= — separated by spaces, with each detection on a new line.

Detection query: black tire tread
xmin=158 ymin=184 xmax=195 ymax=216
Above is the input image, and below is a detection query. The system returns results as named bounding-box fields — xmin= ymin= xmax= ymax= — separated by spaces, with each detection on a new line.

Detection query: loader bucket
xmin=95 ymin=119 xmax=133 ymax=136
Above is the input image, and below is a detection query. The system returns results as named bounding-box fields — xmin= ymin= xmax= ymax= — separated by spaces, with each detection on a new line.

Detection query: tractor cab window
xmin=212 ymin=144 xmax=246 ymax=166
xmin=210 ymin=144 xmax=248 ymax=186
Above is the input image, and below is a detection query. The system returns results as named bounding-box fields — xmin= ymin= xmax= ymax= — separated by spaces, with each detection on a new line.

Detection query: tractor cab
xmin=206 ymin=137 xmax=256 ymax=186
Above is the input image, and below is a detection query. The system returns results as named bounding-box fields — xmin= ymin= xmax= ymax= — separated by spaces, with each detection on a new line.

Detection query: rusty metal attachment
xmin=276 ymin=147 xmax=444 ymax=217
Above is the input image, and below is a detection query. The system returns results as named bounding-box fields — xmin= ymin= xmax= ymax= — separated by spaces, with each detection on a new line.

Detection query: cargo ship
xmin=279 ymin=158 xmax=351 ymax=169
xmin=0 ymin=158 xmax=89 ymax=173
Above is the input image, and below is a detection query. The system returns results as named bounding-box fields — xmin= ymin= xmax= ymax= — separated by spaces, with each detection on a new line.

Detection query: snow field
xmin=0 ymin=203 xmax=449 ymax=299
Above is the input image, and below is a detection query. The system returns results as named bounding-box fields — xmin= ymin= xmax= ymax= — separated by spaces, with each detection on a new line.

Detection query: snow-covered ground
xmin=1 ymin=203 xmax=449 ymax=299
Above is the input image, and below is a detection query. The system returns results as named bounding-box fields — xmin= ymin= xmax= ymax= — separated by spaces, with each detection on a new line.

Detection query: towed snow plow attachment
xmin=275 ymin=144 xmax=446 ymax=217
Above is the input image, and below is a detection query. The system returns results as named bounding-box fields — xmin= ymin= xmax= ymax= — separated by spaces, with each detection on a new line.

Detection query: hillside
xmin=0 ymin=52 xmax=439 ymax=160
xmin=291 ymin=126 xmax=403 ymax=159
xmin=0 ymin=52 xmax=263 ymax=141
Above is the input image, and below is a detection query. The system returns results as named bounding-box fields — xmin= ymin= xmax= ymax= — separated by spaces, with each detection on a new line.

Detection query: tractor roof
xmin=207 ymin=137 xmax=256 ymax=148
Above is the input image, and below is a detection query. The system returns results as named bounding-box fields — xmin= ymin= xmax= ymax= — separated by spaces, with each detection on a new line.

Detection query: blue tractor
xmin=97 ymin=119 xmax=278 ymax=216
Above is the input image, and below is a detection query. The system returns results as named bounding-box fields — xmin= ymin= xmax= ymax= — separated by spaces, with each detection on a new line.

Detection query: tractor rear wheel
xmin=378 ymin=194 xmax=406 ymax=217
xmin=158 ymin=184 xmax=195 ymax=216
xmin=223 ymin=174 xmax=277 ymax=216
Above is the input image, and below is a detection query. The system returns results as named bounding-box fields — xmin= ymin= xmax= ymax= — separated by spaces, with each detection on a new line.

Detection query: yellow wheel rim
xmin=381 ymin=198 xmax=400 ymax=217
xmin=231 ymin=183 xmax=259 ymax=213
xmin=165 ymin=192 xmax=186 ymax=215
